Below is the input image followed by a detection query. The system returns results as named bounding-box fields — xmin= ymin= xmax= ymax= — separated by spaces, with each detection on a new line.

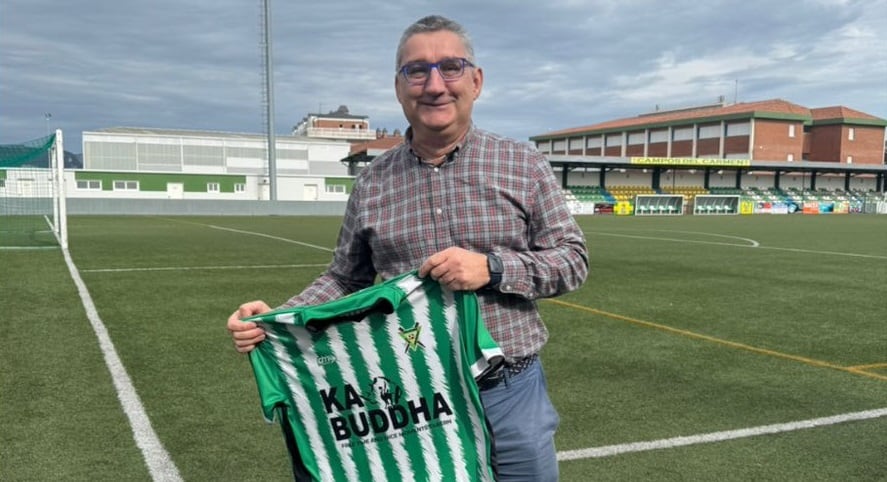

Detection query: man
xmin=228 ymin=14 xmax=588 ymax=481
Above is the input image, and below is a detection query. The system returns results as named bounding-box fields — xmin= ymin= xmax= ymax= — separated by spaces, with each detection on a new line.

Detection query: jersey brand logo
xmin=316 ymin=354 xmax=337 ymax=366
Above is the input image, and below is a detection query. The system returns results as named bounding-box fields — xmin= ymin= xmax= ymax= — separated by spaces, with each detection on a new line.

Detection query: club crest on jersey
xmin=398 ymin=322 xmax=425 ymax=353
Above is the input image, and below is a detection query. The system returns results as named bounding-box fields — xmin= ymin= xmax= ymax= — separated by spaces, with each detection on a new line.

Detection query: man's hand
xmin=418 ymin=247 xmax=490 ymax=291
xmin=227 ymin=301 xmax=271 ymax=353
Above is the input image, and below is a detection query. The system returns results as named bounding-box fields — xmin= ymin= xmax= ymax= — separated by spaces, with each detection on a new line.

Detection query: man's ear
xmin=473 ymin=67 xmax=484 ymax=99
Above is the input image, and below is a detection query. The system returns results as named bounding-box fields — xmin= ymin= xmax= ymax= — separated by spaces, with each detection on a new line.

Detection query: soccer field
xmin=2 ymin=214 xmax=885 ymax=481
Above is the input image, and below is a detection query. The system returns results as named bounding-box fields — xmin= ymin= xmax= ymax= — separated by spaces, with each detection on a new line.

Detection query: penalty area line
xmin=81 ymin=263 xmax=329 ymax=273
xmin=557 ymin=407 xmax=887 ymax=461
xmin=208 ymin=224 xmax=334 ymax=252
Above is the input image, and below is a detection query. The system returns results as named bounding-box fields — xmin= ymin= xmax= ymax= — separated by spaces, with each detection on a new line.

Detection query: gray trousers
xmin=480 ymin=359 xmax=560 ymax=481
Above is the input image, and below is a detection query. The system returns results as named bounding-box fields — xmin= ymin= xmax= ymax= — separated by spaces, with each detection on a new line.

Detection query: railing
xmin=304 ymin=128 xmax=377 ymax=140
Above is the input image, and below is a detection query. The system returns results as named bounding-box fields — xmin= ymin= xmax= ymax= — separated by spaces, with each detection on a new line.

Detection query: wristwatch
xmin=485 ymin=253 xmax=503 ymax=289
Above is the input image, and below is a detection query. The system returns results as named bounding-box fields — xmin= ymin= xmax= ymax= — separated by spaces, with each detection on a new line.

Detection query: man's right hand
xmin=227 ymin=301 xmax=271 ymax=353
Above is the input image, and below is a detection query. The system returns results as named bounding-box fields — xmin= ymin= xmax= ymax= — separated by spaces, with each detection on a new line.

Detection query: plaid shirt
xmin=286 ymin=125 xmax=588 ymax=358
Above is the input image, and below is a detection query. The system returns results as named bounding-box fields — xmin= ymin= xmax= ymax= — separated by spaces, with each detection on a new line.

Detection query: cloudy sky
xmin=2 ymin=0 xmax=885 ymax=153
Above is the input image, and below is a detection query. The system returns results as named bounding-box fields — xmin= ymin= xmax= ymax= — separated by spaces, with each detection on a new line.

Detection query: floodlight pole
xmin=261 ymin=0 xmax=278 ymax=201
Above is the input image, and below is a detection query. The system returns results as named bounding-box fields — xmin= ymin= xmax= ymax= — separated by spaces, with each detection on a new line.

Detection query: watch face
xmin=488 ymin=254 xmax=503 ymax=274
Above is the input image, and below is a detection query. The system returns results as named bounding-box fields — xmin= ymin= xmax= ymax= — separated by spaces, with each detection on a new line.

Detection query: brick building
xmin=292 ymin=105 xmax=376 ymax=142
xmin=530 ymin=99 xmax=886 ymax=165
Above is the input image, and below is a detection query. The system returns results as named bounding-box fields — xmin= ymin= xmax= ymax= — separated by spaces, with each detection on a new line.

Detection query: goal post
xmin=0 ymin=130 xmax=68 ymax=249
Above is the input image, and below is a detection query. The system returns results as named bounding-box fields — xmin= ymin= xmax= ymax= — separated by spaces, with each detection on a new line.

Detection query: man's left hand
xmin=418 ymin=247 xmax=490 ymax=291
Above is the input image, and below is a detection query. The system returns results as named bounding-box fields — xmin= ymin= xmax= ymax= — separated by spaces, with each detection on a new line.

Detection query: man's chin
xmin=416 ymin=113 xmax=456 ymax=132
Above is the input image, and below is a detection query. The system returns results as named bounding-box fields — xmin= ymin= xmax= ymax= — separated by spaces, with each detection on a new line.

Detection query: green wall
xmin=325 ymin=177 xmax=354 ymax=193
xmin=74 ymin=172 xmax=247 ymax=193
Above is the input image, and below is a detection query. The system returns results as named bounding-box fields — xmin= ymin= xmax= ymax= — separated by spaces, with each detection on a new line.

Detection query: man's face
xmin=395 ymin=30 xmax=483 ymax=139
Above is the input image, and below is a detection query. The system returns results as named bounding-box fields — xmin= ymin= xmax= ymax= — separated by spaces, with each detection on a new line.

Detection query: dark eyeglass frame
xmin=398 ymin=57 xmax=475 ymax=85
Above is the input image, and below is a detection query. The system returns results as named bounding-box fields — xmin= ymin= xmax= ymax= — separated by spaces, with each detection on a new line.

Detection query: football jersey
xmin=243 ymin=270 xmax=504 ymax=482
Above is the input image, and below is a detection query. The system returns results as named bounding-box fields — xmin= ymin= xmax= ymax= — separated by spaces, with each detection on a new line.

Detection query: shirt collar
xmin=405 ymin=125 xmax=474 ymax=165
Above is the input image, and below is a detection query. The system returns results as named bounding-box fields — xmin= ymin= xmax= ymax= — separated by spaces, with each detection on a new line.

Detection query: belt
xmin=477 ymin=354 xmax=538 ymax=391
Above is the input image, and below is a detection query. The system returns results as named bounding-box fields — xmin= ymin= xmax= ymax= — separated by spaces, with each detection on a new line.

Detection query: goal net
xmin=0 ymin=130 xmax=67 ymax=249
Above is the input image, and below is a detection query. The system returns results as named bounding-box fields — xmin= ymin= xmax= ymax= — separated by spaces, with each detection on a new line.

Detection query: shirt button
xmin=433 ymin=167 xmax=440 ymax=173
xmin=435 ymin=208 xmax=443 ymax=215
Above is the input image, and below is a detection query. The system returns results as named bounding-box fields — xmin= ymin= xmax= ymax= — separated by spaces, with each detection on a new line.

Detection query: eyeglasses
xmin=398 ymin=57 xmax=475 ymax=85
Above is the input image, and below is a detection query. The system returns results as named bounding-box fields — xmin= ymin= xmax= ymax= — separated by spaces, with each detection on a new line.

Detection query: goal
xmin=0 ymin=130 xmax=68 ymax=249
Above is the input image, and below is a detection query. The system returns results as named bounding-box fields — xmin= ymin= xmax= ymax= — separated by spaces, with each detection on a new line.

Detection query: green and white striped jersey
xmin=243 ymin=270 xmax=504 ymax=482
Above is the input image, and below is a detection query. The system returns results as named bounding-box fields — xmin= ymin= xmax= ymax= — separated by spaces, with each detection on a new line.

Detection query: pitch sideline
xmin=557 ymin=407 xmax=887 ymax=461
xmin=62 ymin=247 xmax=182 ymax=481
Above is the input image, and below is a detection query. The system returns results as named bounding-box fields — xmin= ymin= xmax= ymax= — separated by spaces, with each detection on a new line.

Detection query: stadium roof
xmin=532 ymin=99 xmax=887 ymax=139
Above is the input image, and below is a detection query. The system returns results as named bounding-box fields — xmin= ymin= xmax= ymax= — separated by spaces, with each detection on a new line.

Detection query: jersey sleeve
xmin=455 ymin=291 xmax=504 ymax=381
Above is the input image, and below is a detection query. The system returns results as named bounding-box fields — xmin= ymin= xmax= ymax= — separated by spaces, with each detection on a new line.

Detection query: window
xmin=672 ymin=126 xmax=693 ymax=141
xmin=648 ymin=130 xmax=668 ymax=143
xmin=113 ymin=180 xmax=138 ymax=191
xmin=586 ymin=136 xmax=602 ymax=149
xmin=697 ymin=124 xmax=720 ymax=139
xmin=234 ymin=183 xmax=245 ymax=193
xmin=788 ymin=124 xmax=796 ymax=138
xmin=77 ymin=179 xmax=102 ymax=190
xmin=85 ymin=141 xmax=137 ymax=170
xmin=627 ymin=132 xmax=645 ymax=145
xmin=605 ymin=134 xmax=622 ymax=147
xmin=325 ymin=184 xmax=346 ymax=194
xmin=183 ymin=145 xmax=223 ymax=167
xmin=848 ymin=128 xmax=855 ymax=141
xmin=726 ymin=122 xmax=750 ymax=137
xmin=137 ymin=143 xmax=181 ymax=170
xmin=207 ymin=182 xmax=220 ymax=193
xmin=846 ymin=156 xmax=853 ymax=164
xmin=787 ymin=154 xmax=794 ymax=162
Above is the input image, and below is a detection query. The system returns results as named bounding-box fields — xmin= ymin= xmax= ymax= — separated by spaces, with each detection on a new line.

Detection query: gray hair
xmin=395 ymin=15 xmax=476 ymax=70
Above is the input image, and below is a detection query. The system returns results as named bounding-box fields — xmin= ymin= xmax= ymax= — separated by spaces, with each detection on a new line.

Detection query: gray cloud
xmin=1 ymin=0 xmax=884 ymax=153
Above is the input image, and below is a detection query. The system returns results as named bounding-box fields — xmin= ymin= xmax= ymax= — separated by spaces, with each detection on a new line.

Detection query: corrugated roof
xmin=85 ymin=127 xmax=341 ymax=144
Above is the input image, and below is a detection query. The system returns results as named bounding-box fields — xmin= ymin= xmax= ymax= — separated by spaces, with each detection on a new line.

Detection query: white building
xmin=75 ymin=127 xmax=354 ymax=201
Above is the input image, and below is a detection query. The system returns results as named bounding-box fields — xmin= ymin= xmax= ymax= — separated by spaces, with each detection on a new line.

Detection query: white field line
xmin=207 ymin=224 xmax=335 ymax=252
xmin=81 ymin=263 xmax=329 ymax=273
xmin=593 ymin=231 xmax=887 ymax=260
xmin=80 ymin=222 xmax=335 ymax=273
xmin=557 ymin=407 xmax=887 ymax=461
xmin=61 ymin=247 xmax=183 ymax=481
